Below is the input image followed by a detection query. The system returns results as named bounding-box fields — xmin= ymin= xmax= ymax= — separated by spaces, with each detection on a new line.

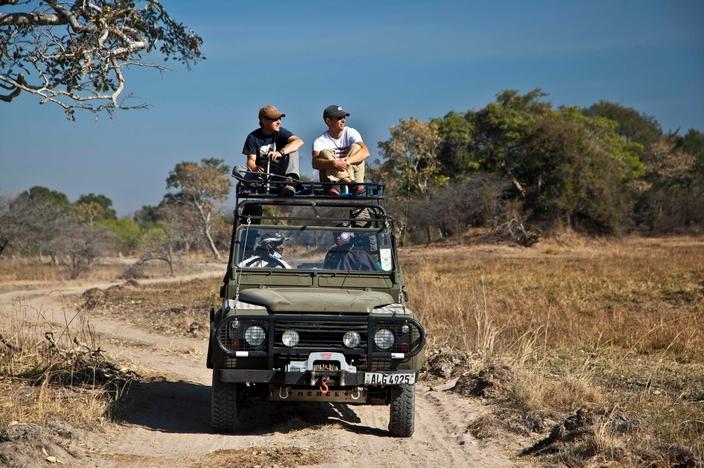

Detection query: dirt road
xmin=0 ymin=276 xmax=519 ymax=467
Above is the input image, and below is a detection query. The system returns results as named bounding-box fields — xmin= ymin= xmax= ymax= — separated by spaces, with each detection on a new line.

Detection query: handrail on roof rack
xmin=235 ymin=199 xmax=391 ymax=228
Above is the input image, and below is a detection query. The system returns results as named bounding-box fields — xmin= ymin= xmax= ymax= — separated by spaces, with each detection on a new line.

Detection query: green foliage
xmin=74 ymin=193 xmax=117 ymax=223
xmin=377 ymin=117 xmax=446 ymax=194
xmin=432 ymin=111 xmax=477 ymax=174
xmin=584 ymin=101 xmax=662 ymax=148
xmin=133 ymin=204 xmax=161 ymax=228
xmin=560 ymin=108 xmax=644 ymax=179
xmin=680 ymin=129 xmax=704 ymax=172
xmin=521 ymin=108 xmax=638 ymax=232
xmin=469 ymin=89 xmax=550 ymax=177
xmin=13 ymin=186 xmax=71 ymax=212
xmin=139 ymin=226 xmax=169 ymax=249
xmin=375 ymin=89 xmax=703 ymax=238
xmin=97 ymin=218 xmax=142 ymax=251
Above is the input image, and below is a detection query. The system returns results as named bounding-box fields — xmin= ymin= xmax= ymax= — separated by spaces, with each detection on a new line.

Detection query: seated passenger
xmin=312 ymin=105 xmax=370 ymax=196
xmin=323 ymin=231 xmax=377 ymax=271
xmin=242 ymin=105 xmax=304 ymax=196
xmin=239 ymin=235 xmax=291 ymax=269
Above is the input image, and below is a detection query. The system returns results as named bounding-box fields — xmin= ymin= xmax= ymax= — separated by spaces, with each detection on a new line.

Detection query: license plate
xmin=364 ymin=372 xmax=416 ymax=385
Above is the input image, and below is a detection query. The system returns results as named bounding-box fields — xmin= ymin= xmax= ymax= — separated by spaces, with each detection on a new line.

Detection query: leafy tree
xmin=0 ymin=0 xmax=203 ymax=118
xmin=679 ymin=129 xmax=704 ymax=172
xmin=377 ymin=117 xmax=445 ymax=194
xmin=166 ymin=158 xmax=230 ymax=260
xmin=13 ymin=185 xmax=71 ymax=210
xmin=584 ymin=101 xmax=662 ymax=148
xmin=520 ymin=108 xmax=642 ymax=232
xmin=432 ymin=111 xmax=475 ymax=175
xmin=98 ymin=217 xmax=141 ymax=251
xmin=468 ymin=89 xmax=551 ymax=197
xmin=74 ymin=193 xmax=117 ymax=224
xmin=133 ymin=204 xmax=161 ymax=228
xmin=636 ymin=138 xmax=703 ymax=230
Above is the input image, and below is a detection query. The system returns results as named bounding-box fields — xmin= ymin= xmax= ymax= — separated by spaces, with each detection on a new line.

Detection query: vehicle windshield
xmin=234 ymin=226 xmax=394 ymax=273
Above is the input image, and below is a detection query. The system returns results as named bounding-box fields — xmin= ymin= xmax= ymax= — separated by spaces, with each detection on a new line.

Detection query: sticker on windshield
xmin=380 ymin=248 xmax=392 ymax=271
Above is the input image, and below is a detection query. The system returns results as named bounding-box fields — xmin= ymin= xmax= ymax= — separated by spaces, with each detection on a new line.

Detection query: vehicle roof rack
xmin=234 ymin=179 xmax=385 ymax=201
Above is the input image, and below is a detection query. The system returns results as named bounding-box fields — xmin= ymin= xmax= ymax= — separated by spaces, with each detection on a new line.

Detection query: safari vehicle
xmin=207 ymin=170 xmax=426 ymax=437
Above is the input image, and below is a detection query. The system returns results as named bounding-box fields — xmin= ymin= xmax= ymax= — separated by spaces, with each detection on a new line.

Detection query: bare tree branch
xmin=0 ymin=0 xmax=202 ymax=118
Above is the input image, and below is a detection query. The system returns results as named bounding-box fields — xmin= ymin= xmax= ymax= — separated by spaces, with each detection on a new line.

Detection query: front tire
xmin=211 ymin=370 xmax=240 ymax=433
xmin=388 ymin=384 xmax=415 ymax=437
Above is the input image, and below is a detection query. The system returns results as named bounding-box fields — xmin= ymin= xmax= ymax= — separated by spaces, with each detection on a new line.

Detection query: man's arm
xmin=271 ymin=135 xmax=304 ymax=162
xmin=243 ymin=133 xmax=263 ymax=171
xmin=246 ymin=154 xmax=262 ymax=172
xmin=345 ymin=141 xmax=370 ymax=165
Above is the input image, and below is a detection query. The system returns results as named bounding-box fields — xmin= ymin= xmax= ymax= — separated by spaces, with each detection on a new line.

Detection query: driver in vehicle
xmin=238 ymin=234 xmax=291 ymax=269
xmin=323 ymin=231 xmax=378 ymax=271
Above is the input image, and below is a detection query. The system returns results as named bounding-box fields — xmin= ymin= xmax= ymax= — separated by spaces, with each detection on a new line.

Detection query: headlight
xmin=343 ymin=331 xmax=361 ymax=348
xmin=282 ymin=329 xmax=299 ymax=347
xmin=244 ymin=325 xmax=266 ymax=346
xmin=374 ymin=329 xmax=395 ymax=350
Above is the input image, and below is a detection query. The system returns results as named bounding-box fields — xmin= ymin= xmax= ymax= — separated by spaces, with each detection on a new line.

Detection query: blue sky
xmin=1 ymin=0 xmax=702 ymax=215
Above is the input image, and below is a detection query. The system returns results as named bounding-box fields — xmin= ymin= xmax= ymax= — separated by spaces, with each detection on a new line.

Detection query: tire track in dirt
xmin=0 ymin=278 xmax=521 ymax=467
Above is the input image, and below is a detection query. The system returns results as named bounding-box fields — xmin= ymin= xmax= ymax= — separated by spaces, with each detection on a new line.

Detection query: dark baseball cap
xmin=323 ymin=105 xmax=350 ymax=119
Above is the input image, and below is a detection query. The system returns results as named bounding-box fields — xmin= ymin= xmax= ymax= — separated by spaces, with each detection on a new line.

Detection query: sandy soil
xmin=0 ymin=274 xmax=522 ymax=467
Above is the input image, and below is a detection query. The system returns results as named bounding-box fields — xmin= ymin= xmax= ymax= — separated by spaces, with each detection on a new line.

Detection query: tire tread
xmin=388 ymin=383 xmax=415 ymax=437
xmin=211 ymin=371 xmax=239 ymax=433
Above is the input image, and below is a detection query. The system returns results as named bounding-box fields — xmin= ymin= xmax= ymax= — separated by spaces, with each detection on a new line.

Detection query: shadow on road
xmin=113 ymin=378 xmax=388 ymax=437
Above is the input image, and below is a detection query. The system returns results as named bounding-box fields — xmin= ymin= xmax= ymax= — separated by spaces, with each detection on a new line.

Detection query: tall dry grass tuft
xmin=0 ymin=300 xmax=136 ymax=430
xmin=403 ymin=236 xmax=704 ymax=461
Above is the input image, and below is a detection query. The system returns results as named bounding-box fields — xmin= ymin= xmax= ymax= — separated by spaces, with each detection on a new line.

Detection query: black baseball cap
xmin=323 ymin=105 xmax=350 ymax=119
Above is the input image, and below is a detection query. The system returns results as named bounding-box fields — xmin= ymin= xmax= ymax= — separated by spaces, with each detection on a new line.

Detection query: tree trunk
xmin=193 ymin=199 xmax=220 ymax=260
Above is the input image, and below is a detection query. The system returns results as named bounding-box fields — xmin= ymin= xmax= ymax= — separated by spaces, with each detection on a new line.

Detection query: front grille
xmin=274 ymin=318 xmax=368 ymax=351
xmin=215 ymin=314 xmax=425 ymax=361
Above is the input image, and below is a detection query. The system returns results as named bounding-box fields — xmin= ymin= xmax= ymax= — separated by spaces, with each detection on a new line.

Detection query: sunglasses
xmin=265 ymin=116 xmax=282 ymax=121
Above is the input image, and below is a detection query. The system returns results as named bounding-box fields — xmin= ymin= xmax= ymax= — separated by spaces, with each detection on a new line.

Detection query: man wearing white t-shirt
xmin=312 ymin=105 xmax=370 ymax=196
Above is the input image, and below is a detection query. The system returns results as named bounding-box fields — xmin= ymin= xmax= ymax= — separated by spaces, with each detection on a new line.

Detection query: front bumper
xmin=217 ymin=368 xmax=415 ymax=386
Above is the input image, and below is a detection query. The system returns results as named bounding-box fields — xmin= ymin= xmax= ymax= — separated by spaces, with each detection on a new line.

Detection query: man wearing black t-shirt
xmin=242 ymin=105 xmax=304 ymax=196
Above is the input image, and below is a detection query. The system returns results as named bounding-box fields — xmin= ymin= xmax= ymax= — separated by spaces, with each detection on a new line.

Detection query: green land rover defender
xmin=207 ymin=174 xmax=425 ymax=437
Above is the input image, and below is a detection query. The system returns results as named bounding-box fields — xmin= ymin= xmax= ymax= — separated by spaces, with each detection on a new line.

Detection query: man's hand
xmin=270 ymin=150 xmax=283 ymax=162
xmin=332 ymin=159 xmax=349 ymax=170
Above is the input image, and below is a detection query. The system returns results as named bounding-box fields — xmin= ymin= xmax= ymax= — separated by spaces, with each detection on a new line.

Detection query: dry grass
xmin=0 ymin=255 xmax=223 ymax=289
xmin=76 ymin=278 xmax=220 ymax=338
xmin=196 ymin=447 xmax=328 ymax=468
xmin=0 ymin=300 xmax=135 ymax=431
xmin=403 ymin=235 xmax=704 ymax=463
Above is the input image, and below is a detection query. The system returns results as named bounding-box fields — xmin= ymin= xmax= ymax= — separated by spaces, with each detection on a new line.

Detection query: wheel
xmin=211 ymin=370 xmax=240 ymax=433
xmin=388 ymin=384 xmax=415 ymax=437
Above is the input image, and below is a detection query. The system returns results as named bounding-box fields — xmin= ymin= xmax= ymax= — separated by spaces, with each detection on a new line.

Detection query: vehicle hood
xmin=237 ymin=288 xmax=394 ymax=313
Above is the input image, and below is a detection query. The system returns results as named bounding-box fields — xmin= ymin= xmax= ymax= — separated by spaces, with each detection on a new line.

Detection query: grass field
xmin=402 ymin=235 xmax=704 ymax=464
